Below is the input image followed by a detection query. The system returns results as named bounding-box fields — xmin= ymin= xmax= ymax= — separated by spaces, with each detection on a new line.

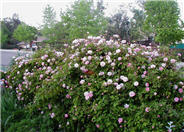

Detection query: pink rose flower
xmin=127 ymin=63 xmax=132 ymax=67
xmin=124 ymin=104 xmax=129 ymax=109
xmin=170 ymin=59 xmax=176 ymax=64
xmin=66 ymin=94 xmax=71 ymax=99
xmin=178 ymin=88 xmax=183 ymax=93
xmin=146 ymin=87 xmax=150 ymax=92
xmin=96 ymin=124 xmax=100 ymax=128
xmin=178 ymin=53 xmax=181 ymax=56
xmin=159 ymin=67 xmax=163 ymax=71
xmin=118 ymin=118 xmax=123 ymax=124
xmin=40 ymin=74 xmax=43 ymax=79
xmin=85 ymin=61 xmax=90 ymax=65
xmin=129 ymin=91 xmax=136 ymax=97
xmin=145 ymin=83 xmax=149 ymax=87
xmin=44 ymin=54 xmax=48 ymax=58
xmin=149 ymin=57 xmax=152 ymax=61
xmin=145 ymin=107 xmax=150 ymax=112
xmin=50 ymin=113 xmax=55 ymax=118
xmin=84 ymin=91 xmax=93 ymax=100
xmin=65 ymin=114 xmax=68 ymax=118
xmin=48 ymin=104 xmax=52 ymax=109
xmin=134 ymin=81 xmax=139 ymax=86
xmin=88 ymin=92 xmax=93 ymax=97
xmin=143 ymin=71 xmax=147 ymax=75
xmin=174 ymin=97 xmax=179 ymax=102
xmin=163 ymin=57 xmax=168 ymax=62
xmin=80 ymin=80 xmax=85 ymax=84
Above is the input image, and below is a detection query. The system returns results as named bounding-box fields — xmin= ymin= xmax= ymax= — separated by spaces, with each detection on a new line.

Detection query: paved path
xmin=0 ymin=49 xmax=32 ymax=67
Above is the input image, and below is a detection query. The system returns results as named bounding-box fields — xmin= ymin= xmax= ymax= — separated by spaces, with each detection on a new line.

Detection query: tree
xmin=130 ymin=9 xmax=147 ymax=41
xmin=3 ymin=14 xmax=21 ymax=33
xmin=106 ymin=8 xmax=130 ymax=41
xmin=41 ymin=4 xmax=57 ymax=41
xmin=0 ymin=21 xmax=10 ymax=48
xmin=60 ymin=0 xmax=108 ymax=43
xmin=1 ymin=13 xmax=21 ymax=46
xmin=13 ymin=24 xmax=37 ymax=44
xmin=144 ymin=0 xmax=184 ymax=45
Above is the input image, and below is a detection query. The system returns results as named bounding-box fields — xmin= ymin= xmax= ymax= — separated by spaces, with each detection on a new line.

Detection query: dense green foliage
xmin=41 ymin=0 xmax=107 ymax=44
xmin=61 ymin=0 xmax=107 ymax=41
xmin=1 ymin=88 xmax=22 ymax=131
xmin=41 ymin=4 xmax=57 ymax=43
xmin=40 ymin=0 xmax=184 ymax=45
xmin=0 ymin=23 xmax=9 ymax=48
xmin=5 ymin=36 xmax=184 ymax=131
xmin=0 ymin=14 xmax=21 ymax=49
xmin=13 ymin=24 xmax=37 ymax=43
xmin=144 ymin=0 xmax=184 ymax=45
xmin=1 ymin=88 xmax=55 ymax=132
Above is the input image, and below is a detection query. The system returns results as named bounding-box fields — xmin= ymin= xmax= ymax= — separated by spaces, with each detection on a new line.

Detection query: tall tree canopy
xmin=1 ymin=14 xmax=22 ymax=48
xmin=60 ymin=0 xmax=108 ymax=43
xmin=41 ymin=4 xmax=57 ymax=41
xmin=144 ymin=0 xmax=184 ymax=45
xmin=13 ymin=24 xmax=37 ymax=43
xmin=106 ymin=8 xmax=130 ymax=41
xmin=130 ymin=9 xmax=147 ymax=41
xmin=0 ymin=22 xmax=9 ymax=48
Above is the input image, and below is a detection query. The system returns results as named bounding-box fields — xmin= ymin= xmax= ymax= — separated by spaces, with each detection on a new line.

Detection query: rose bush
xmin=5 ymin=36 xmax=184 ymax=131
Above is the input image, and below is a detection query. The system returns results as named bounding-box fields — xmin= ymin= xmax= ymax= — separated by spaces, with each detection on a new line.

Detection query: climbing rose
xmin=84 ymin=91 xmax=93 ymax=100
xmin=118 ymin=118 xmax=123 ymax=124
xmin=170 ymin=59 xmax=176 ymax=64
xmin=74 ymin=63 xmax=79 ymax=68
xmin=65 ymin=114 xmax=68 ymax=118
xmin=87 ymin=50 xmax=92 ymax=54
xmin=80 ymin=80 xmax=85 ymax=84
xmin=129 ymin=91 xmax=136 ymax=97
xmin=145 ymin=107 xmax=150 ymax=112
xmin=120 ymin=76 xmax=128 ymax=82
xmin=163 ymin=57 xmax=168 ymax=62
xmin=50 ymin=113 xmax=55 ymax=118
xmin=100 ymin=61 xmax=106 ymax=67
xmin=174 ymin=97 xmax=179 ymax=102
xmin=116 ymin=49 xmax=121 ymax=54
xmin=116 ymin=85 xmax=121 ymax=90
xmin=178 ymin=88 xmax=183 ymax=93
xmin=146 ymin=87 xmax=150 ymax=92
xmin=107 ymin=79 xmax=113 ymax=85
xmin=134 ymin=81 xmax=139 ymax=86
xmin=159 ymin=67 xmax=164 ymax=71
xmin=124 ymin=104 xmax=129 ymax=108
xmin=145 ymin=83 xmax=149 ymax=87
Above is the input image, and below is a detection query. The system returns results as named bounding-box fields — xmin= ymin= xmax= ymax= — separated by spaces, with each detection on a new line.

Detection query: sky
xmin=1 ymin=0 xmax=184 ymax=28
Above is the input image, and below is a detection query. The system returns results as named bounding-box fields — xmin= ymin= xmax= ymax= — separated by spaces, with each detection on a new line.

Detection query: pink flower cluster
xmin=84 ymin=91 xmax=93 ymax=100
